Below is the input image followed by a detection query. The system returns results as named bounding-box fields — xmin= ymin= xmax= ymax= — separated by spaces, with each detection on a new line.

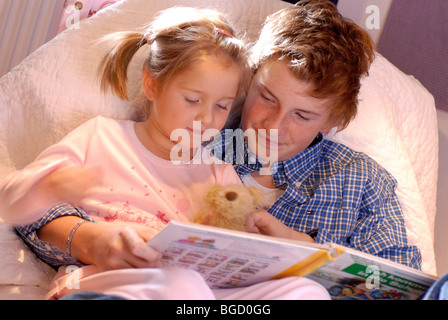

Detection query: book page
xmin=148 ymin=221 xmax=325 ymax=289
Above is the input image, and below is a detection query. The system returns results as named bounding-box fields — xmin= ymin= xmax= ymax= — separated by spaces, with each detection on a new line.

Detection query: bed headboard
xmin=377 ymin=0 xmax=448 ymax=112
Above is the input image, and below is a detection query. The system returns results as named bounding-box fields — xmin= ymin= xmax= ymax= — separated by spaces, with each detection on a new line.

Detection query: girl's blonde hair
xmin=250 ymin=0 xmax=375 ymax=131
xmin=98 ymin=7 xmax=250 ymax=117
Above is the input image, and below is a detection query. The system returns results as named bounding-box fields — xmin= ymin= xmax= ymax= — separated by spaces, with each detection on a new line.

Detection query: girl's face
xmin=142 ymin=52 xmax=241 ymax=160
xmin=241 ymin=59 xmax=336 ymax=162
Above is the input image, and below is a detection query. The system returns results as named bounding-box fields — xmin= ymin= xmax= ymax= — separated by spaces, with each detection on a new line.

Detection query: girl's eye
xmin=216 ymin=104 xmax=228 ymax=111
xmin=185 ymin=97 xmax=199 ymax=104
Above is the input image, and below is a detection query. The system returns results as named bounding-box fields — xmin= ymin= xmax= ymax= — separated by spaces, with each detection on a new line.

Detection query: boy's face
xmin=241 ymin=59 xmax=336 ymax=162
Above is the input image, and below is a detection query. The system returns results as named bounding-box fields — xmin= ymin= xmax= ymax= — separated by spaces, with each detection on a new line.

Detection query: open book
xmin=147 ymin=221 xmax=437 ymax=300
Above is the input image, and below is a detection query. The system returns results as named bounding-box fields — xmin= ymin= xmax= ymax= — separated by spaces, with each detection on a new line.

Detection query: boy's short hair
xmin=250 ymin=0 xmax=375 ymax=130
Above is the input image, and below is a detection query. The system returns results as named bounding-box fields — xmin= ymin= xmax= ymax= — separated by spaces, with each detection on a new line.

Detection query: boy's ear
xmin=321 ymin=118 xmax=338 ymax=134
xmin=321 ymin=125 xmax=335 ymax=135
xmin=142 ymin=69 xmax=158 ymax=101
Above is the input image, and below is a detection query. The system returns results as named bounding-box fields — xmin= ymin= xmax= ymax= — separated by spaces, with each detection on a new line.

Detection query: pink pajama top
xmin=0 ymin=116 xmax=242 ymax=238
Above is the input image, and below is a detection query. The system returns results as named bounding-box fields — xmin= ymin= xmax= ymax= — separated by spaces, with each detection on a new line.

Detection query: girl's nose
xmin=195 ymin=105 xmax=213 ymax=126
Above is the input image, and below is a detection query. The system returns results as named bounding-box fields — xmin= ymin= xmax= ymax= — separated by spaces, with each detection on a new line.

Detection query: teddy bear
xmin=193 ymin=184 xmax=266 ymax=232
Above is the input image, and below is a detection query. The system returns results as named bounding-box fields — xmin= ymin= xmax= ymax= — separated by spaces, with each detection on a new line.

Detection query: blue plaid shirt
xmin=208 ymin=131 xmax=422 ymax=270
xmin=15 ymin=204 xmax=95 ymax=268
xmin=16 ymin=132 xmax=421 ymax=270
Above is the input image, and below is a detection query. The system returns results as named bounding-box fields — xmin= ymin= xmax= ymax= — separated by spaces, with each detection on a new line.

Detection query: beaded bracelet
xmin=66 ymin=220 xmax=88 ymax=257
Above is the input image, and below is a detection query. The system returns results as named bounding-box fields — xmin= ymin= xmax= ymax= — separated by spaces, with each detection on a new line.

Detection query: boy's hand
xmin=246 ymin=210 xmax=315 ymax=243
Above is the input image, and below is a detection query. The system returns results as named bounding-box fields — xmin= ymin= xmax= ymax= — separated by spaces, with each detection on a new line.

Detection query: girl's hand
xmin=246 ymin=210 xmax=315 ymax=243
xmin=76 ymin=223 xmax=164 ymax=271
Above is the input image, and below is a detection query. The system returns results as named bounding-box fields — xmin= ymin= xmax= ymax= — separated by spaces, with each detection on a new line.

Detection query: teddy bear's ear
xmin=247 ymin=186 xmax=266 ymax=207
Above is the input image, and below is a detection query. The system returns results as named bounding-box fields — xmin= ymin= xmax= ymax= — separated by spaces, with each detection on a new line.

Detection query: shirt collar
xmin=234 ymin=133 xmax=324 ymax=188
xmin=274 ymin=133 xmax=323 ymax=187
xmin=207 ymin=129 xmax=324 ymax=192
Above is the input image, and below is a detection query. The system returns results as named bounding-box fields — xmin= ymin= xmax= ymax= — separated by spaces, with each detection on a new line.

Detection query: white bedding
xmin=325 ymin=52 xmax=439 ymax=275
xmin=0 ymin=221 xmax=56 ymax=300
xmin=0 ymin=0 xmax=438 ymax=299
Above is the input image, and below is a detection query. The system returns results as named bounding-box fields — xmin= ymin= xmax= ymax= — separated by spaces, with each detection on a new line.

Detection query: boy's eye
xmin=295 ymin=112 xmax=310 ymax=121
xmin=261 ymin=93 xmax=274 ymax=103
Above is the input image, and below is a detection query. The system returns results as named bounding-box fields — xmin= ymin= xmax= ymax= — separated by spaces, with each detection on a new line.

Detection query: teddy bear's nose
xmin=225 ymin=191 xmax=238 ymax=201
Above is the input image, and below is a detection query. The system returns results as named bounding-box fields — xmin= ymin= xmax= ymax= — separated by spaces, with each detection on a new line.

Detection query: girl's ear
xmin=142 ymin=69 xmax=158 ymax=101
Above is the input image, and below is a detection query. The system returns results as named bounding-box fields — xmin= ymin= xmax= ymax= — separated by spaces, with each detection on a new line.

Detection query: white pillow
xmin=0 ymin=0 xmax=292 ymax=174
xmin=326 ymin=53 xmax=438 ymax=275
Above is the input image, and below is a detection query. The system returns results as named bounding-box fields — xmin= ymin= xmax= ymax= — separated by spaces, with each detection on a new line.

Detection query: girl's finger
xmin=120 ymin=227 xmax=162 ymax=263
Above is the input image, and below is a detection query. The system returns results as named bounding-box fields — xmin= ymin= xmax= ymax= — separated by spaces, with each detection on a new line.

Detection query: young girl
xmin=0 ymin=7 xmax=329 ymax=300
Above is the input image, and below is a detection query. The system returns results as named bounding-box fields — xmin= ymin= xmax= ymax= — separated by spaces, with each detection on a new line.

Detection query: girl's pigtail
xmin=97 ymin=32 xmax=146 ymax=100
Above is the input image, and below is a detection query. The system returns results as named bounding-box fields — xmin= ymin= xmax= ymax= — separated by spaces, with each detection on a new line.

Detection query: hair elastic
xmin=215 ymin=28 xmax=235 ymax=39
xmin=143 ymin=30 xmax=152 ymax=43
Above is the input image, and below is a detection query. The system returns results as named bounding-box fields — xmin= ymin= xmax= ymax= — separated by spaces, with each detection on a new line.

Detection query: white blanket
xmin=0 ymin=0 xmax=438 ymax=299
